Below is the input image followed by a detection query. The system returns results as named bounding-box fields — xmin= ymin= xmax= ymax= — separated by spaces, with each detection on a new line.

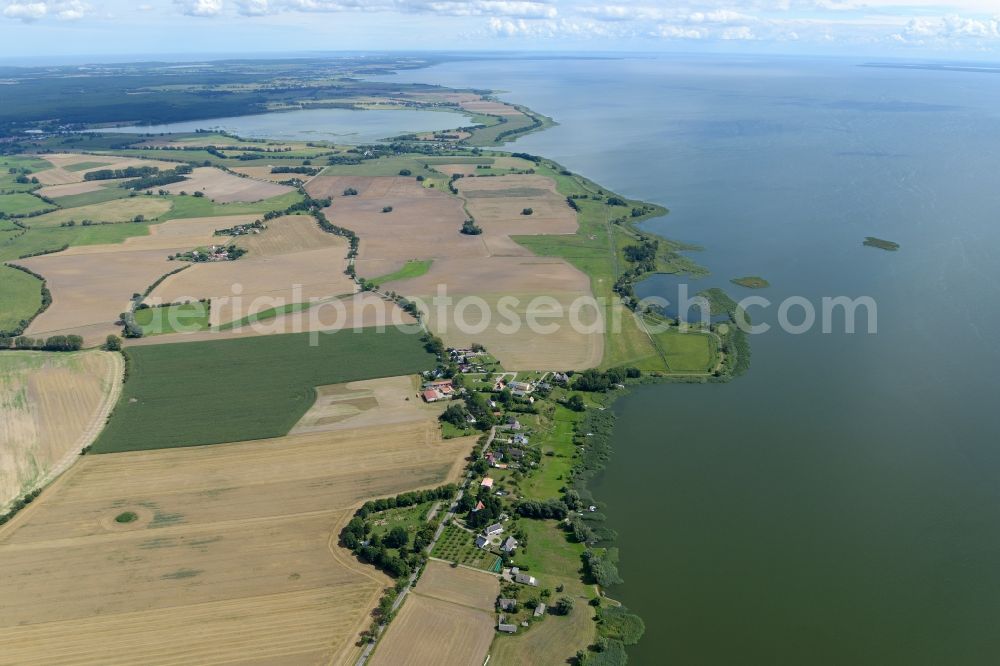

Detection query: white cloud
xmin=236 ymin=0 xmax=270 ymax=15
xmin=721 ymin=25 xmax=757 ymax=39
xmin=285 ymin=0 xmax=556 ymax=18
xmin=4 ymin=1 xmax=48 ymax=20
xmin=653 ymin=24 xmax=706 ymax=39
xmin=175 ymin=0 xmax=224 ymax=16
xmin=3 ymin=0 xmax=89 ymax=21
xmin=892 ymin=13 xmax=1000 ymax=44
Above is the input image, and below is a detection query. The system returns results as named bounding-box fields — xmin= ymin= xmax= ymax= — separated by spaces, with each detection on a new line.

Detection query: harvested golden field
xmin=231 ymin=166 xmax=309 ymax=183
xmin=306 ymin=175 xmax=600 ymax=369
xmin=34 ymin=180 xmax=122 ymax=199
xmin=369 ymin=593 xmax=496 ymax=666
xmin=291 ymin=374 xmax=438 ymax=435
xmin=458 ymin=174 xmax=578 ymax=256
xmin=149 ymin=215 xmax=356 ymax=326
xmin=309 ymin=176 xmax=484 ymax=280
xmin=459 ymin=99 xmax=524 ymax=116
xmin=32 ymin=154 xmax=177 ymax=186
xmin=16 ymin=216 xmax=232 ymax=346
xmin=0 ymin=422 xmax=476 ymax=665
xmin=0 ymin=350 xmax=122 ymax=512
xmin=421 ymin=292 xmax=604 ymax=372
xmin=160 ymin=166 xmax=293 ymax=202
xmin=28 ymin=197 xmax=171 ymax=227
xmin=417 ymin=559 xmax=500 ymax=611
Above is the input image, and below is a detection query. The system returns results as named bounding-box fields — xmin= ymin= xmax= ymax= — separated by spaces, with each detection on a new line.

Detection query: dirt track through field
xmin=0 ymin=350 xmax=122 ymax=512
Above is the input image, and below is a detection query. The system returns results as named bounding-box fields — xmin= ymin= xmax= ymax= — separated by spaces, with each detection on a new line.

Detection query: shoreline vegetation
xmin=863 ymin=236 xmax=900 ymax=251
xmin=731 ymin=275 xmax=770 ymax=289
xmin=0 ymin=56 xmax=755 ymax=666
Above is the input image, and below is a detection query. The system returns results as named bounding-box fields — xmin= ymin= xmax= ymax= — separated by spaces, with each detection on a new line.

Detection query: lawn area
xmin=432 ymin=523 xmax=502 ymax=572
xmin=92 ymin=326 xmax=435 ymax=453
xmin=522 ymin=405 xmax=580 ymax=501
xmin=0 ymin=193 xmax=55 ymax=217
xmin=368 ymin=501 xmax=436 ymax=540
xmin=650 ymin=328 xmax=717 ymax=373
xmin=373 ymin=259 xmax=432 ymax=284
xmin=512 ymin=519 xmax=589 ymax=593
xmin=441 ymin=421 xmax=476 ymax=440
xmin=0 ymin=265 xmax=43 ymax=333
xmin=159 ymin=190 xmax=304 ymax=220
xmin=134 ymin=302 xmax=211 ymax=336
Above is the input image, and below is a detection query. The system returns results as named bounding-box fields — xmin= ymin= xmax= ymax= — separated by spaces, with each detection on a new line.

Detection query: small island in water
xmin=731 ymin=276 xmax=770 ymax=289
xmin=864 ymin=236 xmax=900 ymax=251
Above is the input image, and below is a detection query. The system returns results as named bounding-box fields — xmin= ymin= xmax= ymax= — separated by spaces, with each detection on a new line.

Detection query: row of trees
xmin=0 ymin=334 xmax=83 ymax=351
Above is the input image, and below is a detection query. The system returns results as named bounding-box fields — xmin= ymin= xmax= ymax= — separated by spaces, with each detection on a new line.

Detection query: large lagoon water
xmin=99 ymin=107 xmax=467 ymax=144
xmin=383 ymin=56 xmax=1000 ymax=664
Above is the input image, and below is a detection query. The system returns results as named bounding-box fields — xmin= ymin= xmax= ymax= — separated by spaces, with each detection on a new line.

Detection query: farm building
xmin=498 ymin=620 xmax=518 ymax=634
xmin=534 ymin=603 xmax=546 ymax=617
xmin=511 ymin=568 xmax=538 ymax=586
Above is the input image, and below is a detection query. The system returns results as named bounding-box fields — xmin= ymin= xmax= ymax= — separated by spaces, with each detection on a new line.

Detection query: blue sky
xmin=1 ymin=0 xmax=1000 ymax=60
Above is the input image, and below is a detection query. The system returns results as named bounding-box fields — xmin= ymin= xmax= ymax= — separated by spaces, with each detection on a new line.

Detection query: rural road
xmin=354 ymin=426 xmax=496 ymax=666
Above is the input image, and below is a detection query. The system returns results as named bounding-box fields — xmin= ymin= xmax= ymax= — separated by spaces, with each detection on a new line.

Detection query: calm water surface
xmin=99 ymin=107 xmax=467 ymax=144
xmin=386 ymin=56 xmax=1000 ymax=665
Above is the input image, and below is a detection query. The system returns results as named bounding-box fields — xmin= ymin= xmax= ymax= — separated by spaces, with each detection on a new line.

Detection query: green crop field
xmin=0 ymin=156 xmax=51 ymax=193
xmin=63 ymin=161 xmax=113 ymax=172
xmin=51 ymin=186 xmax=131 ymax=209
xmin=159 ymin=190 xmax=304 ymax=220
xmin=216 ymin=301 xmax=316 ymax=331
xmin=0 ymin=193 xmax=55 ymax=217
xmin=134 ymin=302 xmax=211 ymax=336
xmin=92 ymin=327 xmax=435 ymax=453
xmin=320 ymin=155 xmax=438 ymax=179
xmin=0 ymin=266 xmax=43 ymax=333
xmin=373 ymin=259 xmax=432 ymax=284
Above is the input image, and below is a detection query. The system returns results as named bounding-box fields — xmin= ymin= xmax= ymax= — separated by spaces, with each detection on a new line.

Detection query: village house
xmin=421 ymin=379 xmax=455 ymax=403
xmin=534 ymin=603 xmax=546 ymax=617
xmin=485 ymin=523 xmax=503 ymax=537
xmin=481 ymin=477 xmax=494 ymax=490
xmin=498 ymin=618 xmax=518 ymax=634
xmin=511 ymin=567 xmax=538 ymax=586
xmin=501 ymin=536 xmax=518 ymax=554
xmin=498 ymin=598 xmax=517 ymax=612
xmin=475 ymin=534 xmax=489 ymax=549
